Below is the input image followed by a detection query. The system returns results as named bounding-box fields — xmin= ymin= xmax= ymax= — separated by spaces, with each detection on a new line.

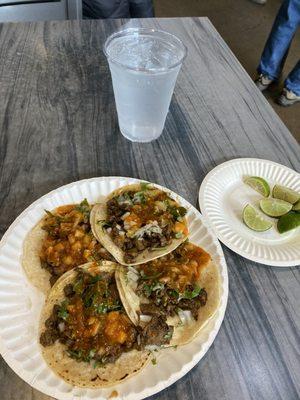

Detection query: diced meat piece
xmin=140 ymin=315 xmax=173 ymax=346
xmin=140 ymin=303 xmax=163 ymax=316
xmin=50 ymin=275 xmax=59 ymax=286
xmin=40 ymin=329 xmax=59 ymax=347
xmin=64 ymin=283 xmax=74 ymax=297
xmin=178 ymin=289 xmax=207 ymax=319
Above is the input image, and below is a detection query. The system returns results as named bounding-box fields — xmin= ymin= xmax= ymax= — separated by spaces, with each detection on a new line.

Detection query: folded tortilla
xmin=91 ymin=183 xmax=188 ymax=266
xmin=22 ymin=218 xmax=50 ymax=294
xmin=39 ymin=261 xmax=150 ymax=388
xmin=115 ymin=247 xmax=221 ymax=346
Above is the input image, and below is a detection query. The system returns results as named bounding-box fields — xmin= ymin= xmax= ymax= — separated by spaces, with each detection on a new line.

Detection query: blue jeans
xmin=258 ymin=0 xmax=300 ymax=95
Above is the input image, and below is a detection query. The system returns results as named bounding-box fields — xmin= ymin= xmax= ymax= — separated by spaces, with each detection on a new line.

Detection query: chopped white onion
xmin=127 ymin=270 xmax=138 ymax=280
xmin=127 ymin=272 xmax=138 ymax=283
xmin=145 ymin=344 xmax=161 ymax=351
xmin=178 ymin=310 xmax=193 ymax=325
xmin=128 ymin=267 xmax=139 ymax=279
xmin=127 ymin=267 xmax=139 ymax=289
xmin=128 ymin=266 xmax=138 ymax=274
xmin=139 ymin=314 xmax=152 ymax=323
xmin=58 ymin=322 xmax=65 ymax=332
xmin=127 ymin=274 xmax=138 ymax=289
xmin=121 ymin=212 xmax=130 ymax=220
xmin=133 ymin=221 xmax=162 ymax=239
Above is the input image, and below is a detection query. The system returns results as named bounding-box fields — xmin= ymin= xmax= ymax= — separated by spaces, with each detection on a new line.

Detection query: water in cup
xmin=104 ymin=28 xmax=187 ymax=142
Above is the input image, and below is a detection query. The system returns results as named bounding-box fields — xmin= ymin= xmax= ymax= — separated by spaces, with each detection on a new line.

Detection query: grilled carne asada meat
xmin=135 ymin=242 xmax=210 ymax=322
xmin=139 ymin=315 xmax=173 ymax=347
xmin=104 ymin=184 xmax=188 ymax=263
xmin=40 ymin=268 xmax=174 ymax=367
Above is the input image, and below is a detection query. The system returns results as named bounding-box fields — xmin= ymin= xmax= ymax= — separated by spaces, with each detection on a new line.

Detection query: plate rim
xmin=0 ymin=176 xmax=229 ymax=400
xmin=199 ymin=158 xmax=300 ymax=267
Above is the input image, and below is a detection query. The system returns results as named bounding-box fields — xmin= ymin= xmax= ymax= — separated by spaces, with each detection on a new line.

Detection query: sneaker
xmin=277 ymin=88 xmax=300 ymax=106
xmin=255 ymin=74 xmax=273 ymax=91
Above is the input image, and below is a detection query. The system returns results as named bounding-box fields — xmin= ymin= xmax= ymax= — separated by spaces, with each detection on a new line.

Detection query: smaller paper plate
xmin=199 ymin=158 xmax=300 ymax=267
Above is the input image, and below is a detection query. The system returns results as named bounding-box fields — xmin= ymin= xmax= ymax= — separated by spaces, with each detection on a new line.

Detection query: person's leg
xmin=285 ymin=60 xmax=300 ymax=95
xmin=257 ymin=0 xmax=300 ymax=83
xmin=129 ymin=0 xmax=154 ymax=17
xmin=278 ymin=60 xmax=300 ymax=105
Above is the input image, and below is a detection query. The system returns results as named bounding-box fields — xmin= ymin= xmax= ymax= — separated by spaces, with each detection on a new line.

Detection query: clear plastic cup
xmin=104 ymin=27 xmax=187 ymax=142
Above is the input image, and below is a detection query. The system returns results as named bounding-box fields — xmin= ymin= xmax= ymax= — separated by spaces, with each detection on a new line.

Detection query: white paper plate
xmin=0 ymin=177 xmax=228 ymax=400
xmin=199 ymin=159 xmax=300 ymax=267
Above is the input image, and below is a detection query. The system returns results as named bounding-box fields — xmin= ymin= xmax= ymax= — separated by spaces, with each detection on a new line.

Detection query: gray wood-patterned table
xmin=0 ymin=17 xmax=299 ymax=400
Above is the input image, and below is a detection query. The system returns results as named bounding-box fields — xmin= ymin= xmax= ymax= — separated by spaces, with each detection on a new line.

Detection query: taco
xmin=115 ymin=242 xmax=221 ymax=346
xmin=39 ymin=261 xmax=150 ymax=388
xmin=22 ymin=200 xmax=114 ymax=294
xmin=90 ymin=183 xmax=189 ymax=266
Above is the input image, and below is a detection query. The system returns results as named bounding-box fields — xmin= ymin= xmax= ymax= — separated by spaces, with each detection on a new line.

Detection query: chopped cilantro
xmin=58 ymin=309 xmax=68 ymax=320
xmin=168 ymin=205 xmax=187 ymax=221
xmin=101 ymin=220 xmax=112 ymax=229
xmin=175 ymin=232 xmax=183 ymax=239
xmin=44 ymin=209 xmax=65 ymax=224
xmin=142 ymin=284 xmax=152 ymax=297
xmin=96 ymin=303 xmax=108 ymax=314
xmin=95 ymin=301 xmax=121 ymax=314
xmin=57 ymin=300 xmax=69 ymax=320
xmin=152 ymin=282 xmax=165 ymax=291
xmin=89 ymin=349 xmax=96 ymax=358
xmin=93 ymin=360 xmax=102 ymax=369
xmin=182 ymin=286 xmax=202 ymax=300
xmin=67 ymin=349 xmax=82 ymax=360
xmin=140 ymin=182 xmax=150 ymax=191
xmin=44 ymin=210 xmax=57 ymax=218
xmin=140 ymin=270 xmax=163 ymax=281
xmin=133 ymin=191 xmax=146 ymax=204
xmin=117 ymin=193 xmax=132 ymax=205
xmin=68 ymin=348 xmax=97 ymax=363
xmin=93 ymin=356 xmax=108 ymax=368
xmin=90 ymin=274 xmax=103 ymax=284
xmin=73 ymin=277 xmax=84 ymax=295
xmin=142 ymin=281 xmax=164 ymax=297
xmin=151 ymin=357 xmax=157 ymax=365
xmin=75 ymin=199 xmax=90 ymax=221
xmin=83 ymin=288 xmax=96 ymax=308
xmin=169 ymin=289 xmax=179 ymax=298
xmin=169 ymin=286 xmax=203 ymax=301
xmin=163 ymin=331 xmax=173 ymax=340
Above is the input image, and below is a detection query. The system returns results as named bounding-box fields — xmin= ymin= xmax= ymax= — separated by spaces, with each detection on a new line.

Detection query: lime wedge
xmin=277 ymin=212 xmax=300 ymax=234
xmin=292 ymin=200 xmax=300 ymax=212
xmin=244 ymin=176 xmax=270 ymax=197
xmin=243 ymin=204 xmax=272 ymax=232
xmin=260 ymin=198 xmax=292 ymax=217
xmin=272 ymin=185 xmax=300 ymax=204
